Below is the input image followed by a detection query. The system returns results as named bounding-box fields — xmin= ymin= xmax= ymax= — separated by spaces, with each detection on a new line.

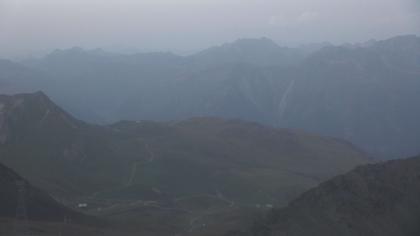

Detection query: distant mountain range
xmin=239 ymin=154 xmax=420 ymax=236
xmin=1 ymin=35 xmax=419 ymax=158
xmin=0 ymin=92 xmax=369 ymax=235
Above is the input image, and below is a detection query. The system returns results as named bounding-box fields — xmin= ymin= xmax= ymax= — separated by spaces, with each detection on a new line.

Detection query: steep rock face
xmin=246 ymin=155 xmax=420 ymax=236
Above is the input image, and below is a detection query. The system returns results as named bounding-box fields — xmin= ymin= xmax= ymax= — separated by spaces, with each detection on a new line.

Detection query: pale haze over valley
xmin=1 ymin=1 xmax=420 ymax=236
xmin=0 ymin=0 xmax=419 ymax=57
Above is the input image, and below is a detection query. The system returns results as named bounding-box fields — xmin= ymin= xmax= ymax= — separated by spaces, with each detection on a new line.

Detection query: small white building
xmin=265 ymin=204 xmax=273 ymax=208
xmin=77 ymin=203 xmax=88 ymax=208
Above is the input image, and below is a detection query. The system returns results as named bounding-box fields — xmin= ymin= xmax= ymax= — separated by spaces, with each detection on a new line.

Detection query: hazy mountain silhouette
xmin=3 ymin=35 xmax=419 ymax=158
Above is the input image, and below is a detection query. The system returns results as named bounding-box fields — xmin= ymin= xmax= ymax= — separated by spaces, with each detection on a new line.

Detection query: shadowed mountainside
xmin=0 ymin=162 xmax=84 ymax=222
xmin=0 ymin=91 xmax=370 ymax=235
xmin=0 ymin=92 xmax=369 ymax=201
xmin=240 ymin=154 xmax=420 ymax=236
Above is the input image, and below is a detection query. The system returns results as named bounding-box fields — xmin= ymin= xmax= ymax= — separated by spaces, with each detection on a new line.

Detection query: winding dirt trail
xmin=126 ymin=141 xmax=156 ymax=186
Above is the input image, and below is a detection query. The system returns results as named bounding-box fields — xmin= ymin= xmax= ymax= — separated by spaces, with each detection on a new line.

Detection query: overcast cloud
xmin=0 ymin=0 xmax=419 ymax=57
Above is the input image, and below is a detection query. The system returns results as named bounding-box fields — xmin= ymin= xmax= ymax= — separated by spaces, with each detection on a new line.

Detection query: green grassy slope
xmin=0 ymin=92 xmax=370 ymax=235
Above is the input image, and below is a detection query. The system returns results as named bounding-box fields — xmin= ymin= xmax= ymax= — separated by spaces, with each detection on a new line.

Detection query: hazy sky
xmin=0 ymin=0 xmax=419 ymax=57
